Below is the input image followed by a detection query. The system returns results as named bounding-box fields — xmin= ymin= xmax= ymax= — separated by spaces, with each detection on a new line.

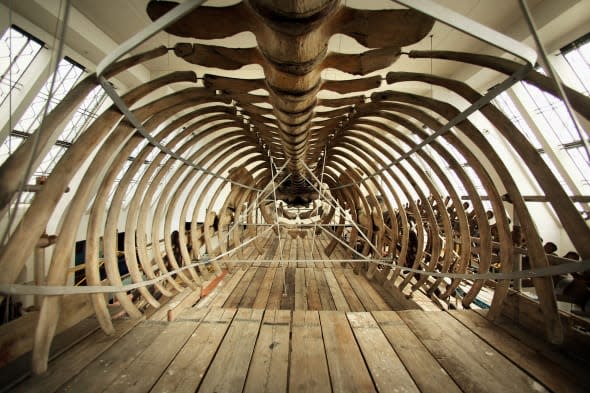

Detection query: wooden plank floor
xmin=212 ymin=266 xmax=398 ymax=311
xmin=7 ymin=308 xmax=590 ymax=393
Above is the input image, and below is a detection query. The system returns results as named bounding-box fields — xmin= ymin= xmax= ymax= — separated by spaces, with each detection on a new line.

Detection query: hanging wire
xmin=430 ymin=34 xmax=434 ymax=99
xmin=223 ymin=161 xmax=290 ymax=249
xmin=3 ymin=0 xmax=15 ymax=251
xmin=1 ymin=0 xmax=71 ymax=247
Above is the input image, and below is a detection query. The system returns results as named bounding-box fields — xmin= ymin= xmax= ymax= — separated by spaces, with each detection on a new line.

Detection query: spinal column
xmin=247 ymin=0 xmax=340 ymax=192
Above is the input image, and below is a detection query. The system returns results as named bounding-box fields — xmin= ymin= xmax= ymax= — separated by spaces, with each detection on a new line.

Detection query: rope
xmin=2 ymin=257 xmax=588 ymax=296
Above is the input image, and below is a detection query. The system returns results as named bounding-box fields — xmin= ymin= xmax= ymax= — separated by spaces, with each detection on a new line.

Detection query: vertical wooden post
xmin=33 ymin=246 xmax=45 ymax=310
xmin=512 ymin=212 xmax=522 ymax=292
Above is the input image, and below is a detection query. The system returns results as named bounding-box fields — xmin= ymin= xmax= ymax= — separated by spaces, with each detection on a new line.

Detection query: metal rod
xmin=224 ymin=161 xmax=290 ymax=241
xmin=268 ymin=155 xmax=287 ymax=295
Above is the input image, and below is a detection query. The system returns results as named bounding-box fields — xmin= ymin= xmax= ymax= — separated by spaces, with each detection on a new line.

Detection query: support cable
xmin=224 ymin=161 xmax=290 ymax=245
xmin=98 ymin=78 xmax=263 ymax=192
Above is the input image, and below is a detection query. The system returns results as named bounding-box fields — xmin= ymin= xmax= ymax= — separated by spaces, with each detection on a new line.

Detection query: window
xmin=0 ymin=45 xmax=108 ymax=202
xmin=493 ymin=34 xmax=590 ymax=195
xmin=0 ymin=25 xmax=44 ymax=107
xmin=561 ymin=32 xmax=590 ymax=96
xmin=0 ymin=57 xmax=85 ymax=166
xmin=14 ymin=57 xmax=85 ymax=134
xmin=1 ymin=56 xmax=108 ymax=172
xmin=493 ymin=92 xmax=542 ymax=149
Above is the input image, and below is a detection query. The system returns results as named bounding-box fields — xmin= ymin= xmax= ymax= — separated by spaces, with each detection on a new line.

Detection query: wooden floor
xmin=201 ymin=265 xmax=398 ymax=311
xmin=5 ymin=306 xmax=590 ymax=393
xmin=3 ymin=239 xmax=590 ymax=392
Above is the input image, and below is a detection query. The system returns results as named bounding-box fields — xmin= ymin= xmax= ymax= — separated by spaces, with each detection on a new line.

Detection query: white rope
xmin=2 ymin=256 xmax=588 ymax=296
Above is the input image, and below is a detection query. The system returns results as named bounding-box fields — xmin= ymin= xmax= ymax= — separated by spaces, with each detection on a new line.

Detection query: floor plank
xmin=148 ymin=287 xmax=193 ymax=321
xmin=477 ymin=309 xmax=590 ymax=385
xmin=198 ymin=309 xmax=263 ymax=393
xmin=280 ymin=267 xmax=296 ymax=310
xmin=57 ymin=321 xmax=168 ymax=393
xmin=399 ymin=310 xmax=549 ymax=393
xmin=224 ymin=267 xmax=257 ymax=308
xmin=252 ymin=267 xmax=277 ymax=309
xmin=347 ymin=312 xmax=419 ymax=393
xmin=289 ymin=311 xmax=331 ymax=393
xmin=243 ymin=310 xmax=291 ymax=393
xmin=372 ymin=311 xmax=461 ymax=393
xmin=315 ymin=268 xmax=336 ymax=310
xmin=264 ymin=237 xmax=280 ymax=262
xmin=266 ymin=266 xmax=286 ymax=309
xmin=343 ymin=269 xmax=378 ymax=311
xmin=9 ymin=307 xmax=587 ymax=393
xmin=296 ymin=236 xmax=306 ymax=268
xmin=324 ymin=269 xmax=350 ymax=311
xmin=305 ymin=267 xmax=322 ymax=310
xmin=11 ymin=318 xmax=141 ymax=393
xmin=320 ymin=311 xmax=376 ymax=393
xmin=366 ymin=275 xmax=409 ymax=310
xmin=332 ymin=269 xmax=364 ymax=312
xmin=151 ymin=308 xmax=235 ymax=393
xmin=207 ymin=268 xmax=247 ymax=308
xmin=102 ymin=320 xmax=201 ymax=393
xmin=0 ymin=318 xmax=100 ymax=392
xmin=449 ymin=310 xmax=590 ymax=393
xmin=239 ymin=267 xmax=267 ymax=308
xmin=289 ymin=236 xmax=298 ymax=268
xmin=294 ymin=267 xmax=308 ymax=310
xmin=357 ymin=273 xmax=391 ymax=311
